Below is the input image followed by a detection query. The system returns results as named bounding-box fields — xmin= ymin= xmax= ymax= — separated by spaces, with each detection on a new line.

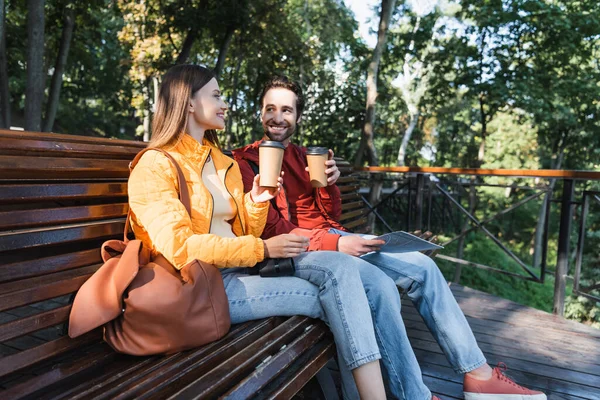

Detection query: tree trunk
xmin=43 ymin=6 xmax=74 ymax=132
xmin=0 ymin=0 xmax=9 ymax=129
xmin=0 ymin=0 xmax=4 ymax=49
xmin=354 ymin=0 xmax=396 ymax=168
xmin=25 ymin=0 xmax=46 ymax=132
xmin=175 ymin=29 xmax=197 ymax=64
xmin=215 ymin=26 xmax=235 ymax=78
xmin=142 ymin=80 xmax=151 ymax=142
xmin=477 ymin=93 xmax=487 ymax=167
xmin=397 ymin=111 xmax=419 ymax=166
xmin=153 ymin=75 xmax=159 ymax=111
xmin=225 ymin=49 xmax=244 ymax=148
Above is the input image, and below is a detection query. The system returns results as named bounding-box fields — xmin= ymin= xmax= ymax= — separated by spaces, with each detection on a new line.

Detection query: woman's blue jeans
xmin=220 ymin=251 xmax=382 ymax=373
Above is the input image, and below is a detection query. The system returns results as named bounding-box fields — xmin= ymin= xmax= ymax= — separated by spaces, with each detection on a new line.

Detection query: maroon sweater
xmin=232 ymin=140 xmax=347 ymax=251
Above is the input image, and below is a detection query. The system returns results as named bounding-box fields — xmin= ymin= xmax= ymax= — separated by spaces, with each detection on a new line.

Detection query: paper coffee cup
xmin=306 ymin=146 xmax=329 ymax=188
xmin=258 ymin=141 xmax=286 ymax=187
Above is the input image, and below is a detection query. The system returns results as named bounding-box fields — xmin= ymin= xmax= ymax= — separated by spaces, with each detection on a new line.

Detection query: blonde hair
xmin=150 ymin=64 xmax=221 ymax=149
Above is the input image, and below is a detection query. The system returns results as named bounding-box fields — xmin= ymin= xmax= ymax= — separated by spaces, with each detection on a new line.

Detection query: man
xmin=233 ymin=75 xmax=546 ymax=400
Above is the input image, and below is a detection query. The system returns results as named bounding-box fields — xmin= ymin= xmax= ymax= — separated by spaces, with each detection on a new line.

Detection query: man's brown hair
xmin=258 ymin=75 xmax=305 ymax=118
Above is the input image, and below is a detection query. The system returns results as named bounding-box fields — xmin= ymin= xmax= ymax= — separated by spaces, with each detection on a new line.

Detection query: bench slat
xmin=0 ymin=130 xmax=146 ymax=149
xmin=335 ymin=176 xmax=358 ymax=185
xmin=0 ymin=330 xmax=102 ymax=378
xmin=0 ymin=220 xmax=124 ymax=253
xmin=339 ymin=208 xmax=367 ymax=222
xmin=0 ymin=183 xmax=128 ymax=204
xmin=0 ymin=265 xmax=97 ymax=312
xmin=338 ymin=184 xmax=360 ymax=194
xmin=343 ymin=217 xmax=369 ymax=231
xmin=341 ymin=200 xmax=365 ymax=211
xmin=0 ymin=249 xmax=101 ymax=283
xmin=90 ymin=318 xmax=281 ymax=400
xmin=0 ymin=204 xmax=128 ymax=230
xmin=168 ymin=316 xmax=312 ymax=399
xmin=223 ymin=322 xmax=328 ymax=398
xmin=0 ymin=156 xmax=130 ymax=179
xmin=0 ymin=305 xmax=70 ymax=342
xmin=0 ymin=137 xmax=142 ymax=159
xmin=266 ymin=340 xmax=336 ymax=400
xmin=0 ymin=344 xmax=116 ymax=400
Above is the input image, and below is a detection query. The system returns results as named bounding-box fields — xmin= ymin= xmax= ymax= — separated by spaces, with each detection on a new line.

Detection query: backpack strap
xmin=123 ymin=147 xmax=191 ymax=241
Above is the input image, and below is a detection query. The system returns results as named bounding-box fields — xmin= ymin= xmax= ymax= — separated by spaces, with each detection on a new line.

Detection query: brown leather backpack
xmin=68 ymin=148 xmax=231 ymax=355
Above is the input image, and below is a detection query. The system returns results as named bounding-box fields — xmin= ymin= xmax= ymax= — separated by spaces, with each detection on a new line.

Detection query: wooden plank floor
xmin=403 ymin=284 xmax=600 ymax=400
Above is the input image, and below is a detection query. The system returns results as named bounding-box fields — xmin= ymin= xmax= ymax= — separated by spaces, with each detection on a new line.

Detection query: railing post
xmin=573 ymin=192 xmax=590 ymax=294
xmin=553 ymin=179 xmax=574 ymax=316
xmin=415 ymin=174 xmax=424 ymax=232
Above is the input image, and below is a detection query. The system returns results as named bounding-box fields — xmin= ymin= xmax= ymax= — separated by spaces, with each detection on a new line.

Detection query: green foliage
xmin=4 ymin=0 xmax=600 ymax=326
xmin=565 ymin=296 xmax=600 ymax=329
xmin=436 ymin=234 xmax=555 ymax=312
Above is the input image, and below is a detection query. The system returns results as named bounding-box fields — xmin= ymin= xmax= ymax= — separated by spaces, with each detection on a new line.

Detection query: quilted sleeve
xmin=128 ymin=153 xmax=265 ymax=269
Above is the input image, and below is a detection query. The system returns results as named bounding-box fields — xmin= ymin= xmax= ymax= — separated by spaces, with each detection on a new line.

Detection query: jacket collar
xmin=169 ymin=134 xmax=213 ymax=163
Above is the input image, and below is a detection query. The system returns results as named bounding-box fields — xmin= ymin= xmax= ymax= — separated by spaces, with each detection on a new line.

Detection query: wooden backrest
xmin=335 ymin=158 xmax=370 ymax=233
xmin=0 ymin=130 xmax=145 ymax=379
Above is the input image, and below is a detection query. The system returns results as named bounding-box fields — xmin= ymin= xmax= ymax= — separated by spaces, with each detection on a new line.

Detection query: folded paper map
xmin=363 ymin=231 xmax=443 ymax=254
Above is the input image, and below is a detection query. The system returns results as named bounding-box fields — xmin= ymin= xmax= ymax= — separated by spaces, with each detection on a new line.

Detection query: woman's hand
xmin=263 ymin=234 xmax=310 ymax=258
xmin=250 ymin=172 xmax=283 ymax=203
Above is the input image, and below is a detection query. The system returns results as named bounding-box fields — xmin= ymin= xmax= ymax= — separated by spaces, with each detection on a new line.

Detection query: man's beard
xmin=263 ymin=123 xmax=296 ymax=143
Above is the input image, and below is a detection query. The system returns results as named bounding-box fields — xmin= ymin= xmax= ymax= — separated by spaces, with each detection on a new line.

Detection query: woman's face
xmin=189 ymin=78 xmax=228 ymax=131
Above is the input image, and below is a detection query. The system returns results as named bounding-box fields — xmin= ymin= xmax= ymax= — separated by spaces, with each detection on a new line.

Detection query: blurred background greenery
xmin=2 ymin=0 xmax=599 ymax=326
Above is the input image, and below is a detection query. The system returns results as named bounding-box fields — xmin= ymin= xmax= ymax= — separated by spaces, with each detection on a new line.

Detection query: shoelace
xmin=494 ymin=362 xmax=526 ymax=390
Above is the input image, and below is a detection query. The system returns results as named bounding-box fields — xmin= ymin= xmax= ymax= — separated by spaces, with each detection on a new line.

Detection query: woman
xmin=127 ymin=64 xmax=387 ymax=399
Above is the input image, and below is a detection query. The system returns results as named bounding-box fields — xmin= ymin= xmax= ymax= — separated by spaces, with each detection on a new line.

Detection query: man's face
xmin=261 ymin=88 xmax=299 ymax=146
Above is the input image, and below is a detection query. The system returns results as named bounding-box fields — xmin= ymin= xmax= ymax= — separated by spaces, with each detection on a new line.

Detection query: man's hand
xmin=263 ymin=234 xmax=310 ymax=258
xmin=250 ymin=172 xmax=283 ymax=203
xmin=304 ymin=149 xmax=340 ymax=186
xmin=325 ymin=149 xmax=340 ymax=186
xmin=338 ymin=235 xmax=385 ymax=257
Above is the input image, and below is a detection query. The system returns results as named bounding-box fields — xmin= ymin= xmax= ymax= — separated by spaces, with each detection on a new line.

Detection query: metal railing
xmin=357 ymin=166 xmax=600 ymax=315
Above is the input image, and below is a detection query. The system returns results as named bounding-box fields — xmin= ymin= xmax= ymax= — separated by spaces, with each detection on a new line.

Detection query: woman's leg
xmin=221 ymin=255 xmax=387 ymax=400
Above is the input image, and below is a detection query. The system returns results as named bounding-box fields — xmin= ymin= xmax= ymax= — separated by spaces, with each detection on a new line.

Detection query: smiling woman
xmin=188 ymin=80 xmax=228 ymax=141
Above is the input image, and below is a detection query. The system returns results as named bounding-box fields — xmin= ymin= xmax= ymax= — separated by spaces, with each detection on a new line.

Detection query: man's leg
xmin=361 ymin=250 xmax=487 ymax=373
xmin=358 ymin=250 xmax=546 ymax=399
xmin=356 ymin=259 xmax=432 ymax=400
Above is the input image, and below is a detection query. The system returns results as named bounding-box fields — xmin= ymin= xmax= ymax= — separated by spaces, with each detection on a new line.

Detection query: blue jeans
xmin=331 ymin=228 xmax=488 ymax=399
xmin=220 ymin=251 xmax=381 ymax=372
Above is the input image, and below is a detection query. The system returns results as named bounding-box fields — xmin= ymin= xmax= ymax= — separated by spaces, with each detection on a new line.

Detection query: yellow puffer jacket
xmin=128 ymin=134 xmax=269 ymax=269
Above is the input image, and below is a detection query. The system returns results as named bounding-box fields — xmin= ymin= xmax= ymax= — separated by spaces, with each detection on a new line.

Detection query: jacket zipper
xmin=223 ymin=161 xmax=245 ymax=235
xmin=202 ymin=149 xmax=215 ymax=234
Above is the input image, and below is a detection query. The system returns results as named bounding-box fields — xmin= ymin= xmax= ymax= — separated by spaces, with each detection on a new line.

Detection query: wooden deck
xmin=403 ymin=284 xmax=600 ymax=400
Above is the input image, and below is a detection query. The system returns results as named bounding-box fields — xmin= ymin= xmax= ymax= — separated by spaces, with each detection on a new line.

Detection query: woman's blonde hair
xmin=150 ymin=64 xmax=221 ymax=149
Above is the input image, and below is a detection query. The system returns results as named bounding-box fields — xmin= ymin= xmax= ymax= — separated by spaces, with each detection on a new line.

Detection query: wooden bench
xmin=0 ymin=130 xmax=335 ymax=400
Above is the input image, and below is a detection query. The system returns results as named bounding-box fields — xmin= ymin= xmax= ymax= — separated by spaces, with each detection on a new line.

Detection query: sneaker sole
xmin=464 ymin=393 xmax=547 ymax=400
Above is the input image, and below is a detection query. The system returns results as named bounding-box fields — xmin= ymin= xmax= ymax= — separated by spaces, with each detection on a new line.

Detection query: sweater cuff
xmin=321 ymin=233 xmax=341 ymax=251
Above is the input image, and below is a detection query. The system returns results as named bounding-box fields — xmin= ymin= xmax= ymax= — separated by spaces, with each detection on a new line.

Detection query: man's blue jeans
xmin=330 ymin=228 xmax=487 ymax=399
